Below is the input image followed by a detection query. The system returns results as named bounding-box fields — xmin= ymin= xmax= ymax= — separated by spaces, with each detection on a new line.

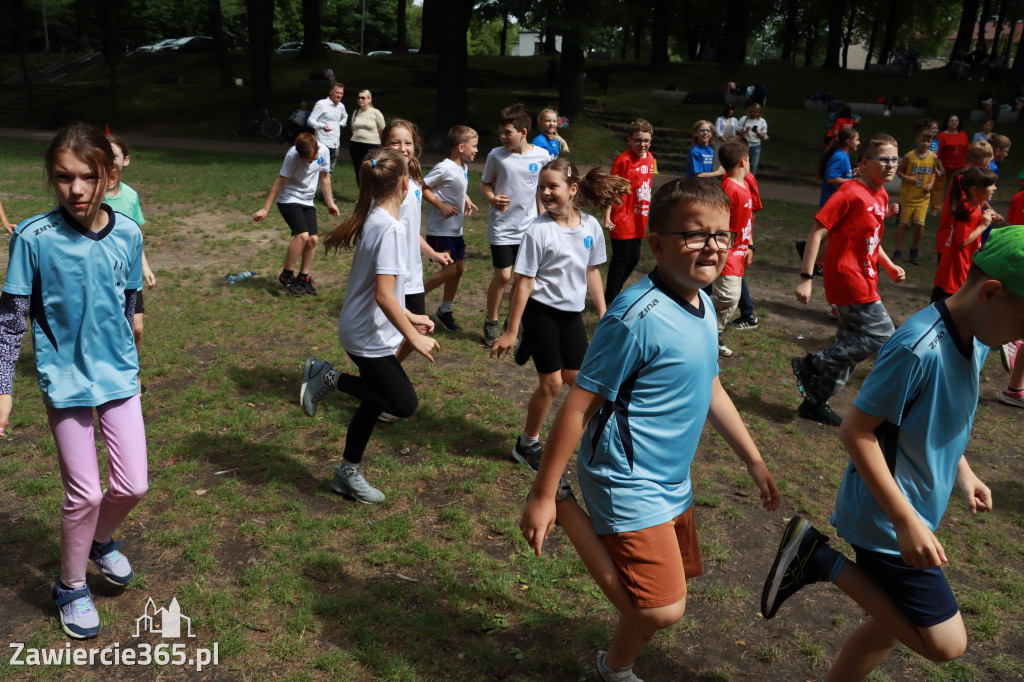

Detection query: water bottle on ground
xmin=227 ymin=271 xmax=255 ymax=284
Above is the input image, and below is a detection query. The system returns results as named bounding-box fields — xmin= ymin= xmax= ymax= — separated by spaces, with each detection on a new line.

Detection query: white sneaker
xmin=718 ymin=344 xmax=733 ymax=357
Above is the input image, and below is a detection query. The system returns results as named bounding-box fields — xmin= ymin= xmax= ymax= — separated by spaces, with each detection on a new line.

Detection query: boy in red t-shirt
xmin=792 ymin=134 xmax=905 ymax=426
xmin=711 ymin=139 xmax=753 ymax=357
xmin=604 ymin=119 xmax=656 ymax=305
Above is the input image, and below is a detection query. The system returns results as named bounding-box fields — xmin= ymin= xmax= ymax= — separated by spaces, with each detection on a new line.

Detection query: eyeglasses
xmin=659 ymin=230 xmax=736 ymax=250
xmin=696 ymin=128 xmax=712 ymax=133
xmin=865 ymin=156 xmax=900 ymax=166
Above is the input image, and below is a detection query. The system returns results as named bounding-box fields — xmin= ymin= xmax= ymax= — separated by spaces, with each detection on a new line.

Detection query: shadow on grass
xmin=990 ymin=478 xmax=1024 ymax=515
xmin=173 ymin=432 xmax=319 ymax=493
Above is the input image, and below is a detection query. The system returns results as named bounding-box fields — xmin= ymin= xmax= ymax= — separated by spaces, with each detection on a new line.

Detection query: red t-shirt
xmin=1008 ymin=190 xmax=1024 ymax=225
xmin=816 ymin=180 xmax=888 ymax=306
xmin=745 ymin=173 xmax=762 ymax=213
xmin=721 ymin=176 xmax=753 ymax=277
xmin=937 ymin=130 xmax=969 ymax=170
xmin=934 ymin=206 xmax=983 ymax=295
xmin=609 ymin=149 xmax=655 ymax=240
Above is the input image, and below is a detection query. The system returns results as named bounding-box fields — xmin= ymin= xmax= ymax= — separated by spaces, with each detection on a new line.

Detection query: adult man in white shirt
xmin=308 ymin=83 xmax=348 ymax=173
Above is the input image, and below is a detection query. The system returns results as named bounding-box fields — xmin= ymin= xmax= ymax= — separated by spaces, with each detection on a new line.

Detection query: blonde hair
xmin=323 ymin=147 xmax=407 ymax=252
xmin=966 ymin=140 xmax=994 ymax=166
xmin=537 ymin=109 xmax=570 ymax=153
xmin=541 ymin=158 xmax=629 ymax=213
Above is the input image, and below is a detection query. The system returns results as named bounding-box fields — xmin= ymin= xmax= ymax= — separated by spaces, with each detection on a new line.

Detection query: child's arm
xmin=795 ymin=222 xmax=829 ymax=303
xmin=586 ymin=265 xmax=607 ymax=318
xmin=374 ymin=274 xmax=439 ymax=362
xmin=481 ymin=181 xmax=510 ymax=211
xmin=707 ymin=376 xmax=780 ymax=510
xmin=962 ymin=210 xmax=995 ymax=246
xmin=895 ymin=154 xmax=915 ymax=185
xmin=252 ymin=176 xmax=289 ymax=222
xmin=141 ymin=251 xmax=156 ymax=289
xmin=876 ymin=246 xmax=906 ymax=283
xmin=520 ymin=383 xmax=606 ymax=555
xmin=934 ymin=157 xmax=945 ymax=176
xmin=839 ymin=406 xmax=948 ymax=568
xmin=419 ymin=236 xmax=454 ymax=265
xmin=422 ymin=186 xmax=458 ymax=218
xmin=981 ymin=201 xmax=1004 ymax=224
xmin=319 ymin=171 xmax=340 ymax=216
xmin=491 ymin=274 xmax=533 ymax=357
xmin=464 ymin=194 xmax=478 ymax=216
xmin=696 ymin=167 xmax=726 ymax=179
xmin=0 ymin=293 xmax=30 ymax=438
xmin=0 ymin=198 xmax=12 ymax=235
xmin=955 ymin=455 xmax=992 ymax=514
xmin=603 ymin=205 xmax=613 ymax=230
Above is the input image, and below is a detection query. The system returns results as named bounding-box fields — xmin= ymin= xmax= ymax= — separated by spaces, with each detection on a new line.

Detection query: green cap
xmin=973 ymin=226 xmax=1024 ymax=298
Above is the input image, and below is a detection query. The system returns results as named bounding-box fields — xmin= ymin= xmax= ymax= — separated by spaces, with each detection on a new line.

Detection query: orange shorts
xmin=599 ymin=506 xmax=703 ymax=608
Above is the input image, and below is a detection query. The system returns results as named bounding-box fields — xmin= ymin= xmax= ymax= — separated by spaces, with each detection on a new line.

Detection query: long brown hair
xmin=541 ymin=158 xmax=630 ymax=213
xmin=951 ymin=166 xmax=997 ymax=222
xmin=381 ymin=118 xmax=423 ymax=184
xmin=323 ymin=147 xmax=407 ymax=252
xmin=46 ymin=123 xmax=116 ymax=201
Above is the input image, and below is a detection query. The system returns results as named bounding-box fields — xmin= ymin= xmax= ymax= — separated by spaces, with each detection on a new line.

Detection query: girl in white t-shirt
xmin=299 ymin=147 xmax=439 ymax=503
xmin=491 ymin=158 xmax=628 ymax=470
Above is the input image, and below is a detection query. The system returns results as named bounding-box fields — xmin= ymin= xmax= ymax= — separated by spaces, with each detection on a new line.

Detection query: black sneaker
xmin=433 ymin=309 xmax=459 ymax=331
xmin=892 ymin=249 xmax=903 ymax=262
xmin=909 ymin=248 xmax=921 ymax=265
xmin=279 ymin=272 xmax=295 ymax=288
xmin=791 ymin=355 xmax=813 ymax=401
xmin=287 ymin=280 xmax=307 ymax=296
xmin=512 ymin=436 xmax=543 ymax=472
xmin=728 ymin=314 xmax=759 ymax=330
xmin=761 ymin=515 xmax=829 ymax=619
xmin=797 ymin=399 xmax=843 ymax=427
xmin=301 ymin=276 xmax=317 ymax=296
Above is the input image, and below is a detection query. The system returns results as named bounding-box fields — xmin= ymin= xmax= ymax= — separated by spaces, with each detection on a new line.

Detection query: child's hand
xmin=520 ymin=496 xmax=557 ymax=556
xmin=744 ymin=249 xmax=754 ymax=267
xmin=407 ymin=312 xmax=435 ymax=336
xmin=252 ymin=208 xmax=268 ymax=223
xmin=957 ymin=470 xmax=993 ymax=514
xmin=604 ymin=221 xmax=615 ymax=231
xmin=851 ymin=167 xmax=861 ymax=178
xmin=490 ymin=195 xmax=511 ymax=211
xmin=409 ymin=333 xmax=439 ymax=362
xmin=0 ymin=394 xmax=11 ymax=438
xmin=924 ymin=180 xmax=934 ymax=191
xmin=747 ymin=459 xmax=781 ymax=510
xmin=327 ymin=203 xmax=340 ymax=217
xmin=991 ymin=210 xmax=1006 ymax=224
xmin=895 ymin=515 xmax=947 ymax=568
xmin=440 ymin=203 xmax=458 ymax=219
xmin=795 ymin=278 xmax=813 ymax=304
xmin=465 ymin=196 xmax=478 ymax=216
xmin=143 ymin=266 xmax=157 ymax=289
xmin=888 ymin=264 xmax=906 ymax=283
xmin=430 ymin=250 xmax=454 ymax=266
xmin=2 ymin=221 xmax=12 ymax=235
xmin=490 ymin=329 xmax=517 ymax=358
xmin=885 ymin=203 xmax=900 ymax=219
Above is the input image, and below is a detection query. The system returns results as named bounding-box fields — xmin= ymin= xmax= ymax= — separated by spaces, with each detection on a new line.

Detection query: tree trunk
xmin=499 ymin=12 xmax=508 ymax=56
xmin=979 ymin=0 xmax=993 ymax=52
xmin=1004 ymin=0 xmax=1020 ymax=64
xmin=620 ymin=24 xmax=629 ymax=60
xmin=720 ymin=0 xmax=747 ymax=68
xmin=544 ymin=14 xmax=558 ymax=54
xmin=208 ymin=0 xmax=231 ymax=88
xmin=841 ymin=3 xmax=858 ymax=69
xmin=396 ymin=0 xmax=408 ymax=53
xmin=559 ymin=0 xmax=587 ymax=121
xmin=780 ymin=0 xmax=800 ymax=62
xmin=803 ymin=19 xmax=819 ymax=67
xmin=952 ymin=0 xmax=982 ymax=61
xmin=864 ymin=11 xmax=880 ymax=66
xmin=420 ymin=0 xmax=438 ymax=54
xmin=992 ymin=0 xmax=1008 ymax=59
xmin=247 ymin=0 xmax=274 ymax=111
xmin=878 ymin=0 xmax=905 ymax=65
xmin=432 ymin=0 xmax=473 ymax=146
xmin=300 ymin=0 xmax=322 ymax=59
xmin=824 ymin=0 xmax=846 ymax=70
xmin=634 ymin=14 xmax=643 ymax=60
xmin=650 ymin=0 xmax=671 ymax=72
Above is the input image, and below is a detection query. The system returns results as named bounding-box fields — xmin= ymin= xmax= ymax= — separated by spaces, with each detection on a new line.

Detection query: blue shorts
xmin=853 ymin=545 xmax=959 ymax=627
xmin=426 ymin=235 xmax=466 ymax=261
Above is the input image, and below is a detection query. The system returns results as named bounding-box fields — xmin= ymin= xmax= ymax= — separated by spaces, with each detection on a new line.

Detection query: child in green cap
xmin=761 ymin=225 xmax=1024 ymax=680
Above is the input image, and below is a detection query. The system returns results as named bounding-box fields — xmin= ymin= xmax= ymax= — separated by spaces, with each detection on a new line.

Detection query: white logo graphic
xmin=637 ymin=178 xmax=652 ymax=204
xmin=134 ymin=597 xmax=195 ymax=638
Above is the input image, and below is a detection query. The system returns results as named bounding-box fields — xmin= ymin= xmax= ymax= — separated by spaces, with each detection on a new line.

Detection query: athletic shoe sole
xmin=761 ymin=516 xmax=813 ymax=619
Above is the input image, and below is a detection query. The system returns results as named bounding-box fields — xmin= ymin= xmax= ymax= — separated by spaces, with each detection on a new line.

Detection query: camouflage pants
xmin=803 ymin=300 xmax=895 ymax=404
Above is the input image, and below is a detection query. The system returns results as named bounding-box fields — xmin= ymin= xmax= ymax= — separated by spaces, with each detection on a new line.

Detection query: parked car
xmin=277 ymin=41 xmax=358 ymax=56
xmin=168 ymin=36 xmax=214 ymax=52
xmin=367 ymin=51 xmax=391 ymax=58
xmin=322 ymin=42 xmax=360 ymax=55
xmin=135 ymin=38 xmax=178 ymax=53
xmin=277 ymin=41 xmax=302 ymax=55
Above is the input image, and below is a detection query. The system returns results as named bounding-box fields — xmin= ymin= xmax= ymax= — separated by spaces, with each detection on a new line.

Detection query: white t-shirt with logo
xmin=337 ymin=206 xmax=407 ymax=357
xmin=423 ymin=159 xmax=468 ymax=237
xmin=514 ymin=210 xmax=607 ymax=312
xmin=276 ymin=144 xmax=330 ymax=206
xmin=482 ymin=145 xmax=552 ymax=245
xmin=400 ymin=179 xmax=425 ymax=295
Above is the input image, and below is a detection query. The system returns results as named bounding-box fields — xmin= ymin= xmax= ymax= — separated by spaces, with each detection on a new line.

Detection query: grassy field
xmin=0 ymin=124 xmax=1023 ymax=680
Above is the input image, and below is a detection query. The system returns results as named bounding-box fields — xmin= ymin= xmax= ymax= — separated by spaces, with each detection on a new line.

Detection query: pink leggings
xmin=46 ymin=395 xmax=148 ymax=589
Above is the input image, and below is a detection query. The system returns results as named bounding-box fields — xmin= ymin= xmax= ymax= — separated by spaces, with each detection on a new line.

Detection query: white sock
xmin=440 ymin=300 xmax=454 ymax=313
xmin=520 ymin=433 xmax=539 ymax=446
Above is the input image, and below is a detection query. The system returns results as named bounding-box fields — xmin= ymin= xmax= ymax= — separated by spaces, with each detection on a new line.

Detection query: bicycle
xmin=232 ymin=109 xmax=282 ymax=139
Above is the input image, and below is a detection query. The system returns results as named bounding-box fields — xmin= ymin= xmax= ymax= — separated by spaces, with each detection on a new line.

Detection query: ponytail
xmin=542 ymin=158 xmax=629 ymax=213
xmin=951 ymin=166 xmax=997 ymax=222
xmin=537 ymin=109 xmax=570 ymax=153
xmin=323 ymin=147 xmax=407 ymax=252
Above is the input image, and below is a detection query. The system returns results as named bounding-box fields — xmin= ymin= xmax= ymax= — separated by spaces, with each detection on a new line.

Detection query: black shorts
xmin=522 ymin=298 xmax=588 ymax=374
xmin=853 ymin=545 xmax=960 ymax=627
xmin=277 ymin=202 xmax=318 ymax=236
xmin=490 ymin=243 xmax=520 ymax=269
xmin=405 ymin=292 xmax=425 ymax=316
xmin=135 ymin=289 xmax=145 ymax=315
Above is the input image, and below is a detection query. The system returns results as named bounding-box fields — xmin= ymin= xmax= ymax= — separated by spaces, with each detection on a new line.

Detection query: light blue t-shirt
xmin=831 ymin=301 xmax=989 ymax=554
xmin=820 ymin=150 xmax=852 ymax=207
xmin=686 ymin=144 xmax=716 ymax=177
xmin=3 ymin=206 xmax=143 ymax=408
xmin=575 ymin=270 xmax=720 ymax=534
xmin=531 ymin=134 xmax=560 ymax=157
xmin=105 ymin=183 xmax=146 ymax=226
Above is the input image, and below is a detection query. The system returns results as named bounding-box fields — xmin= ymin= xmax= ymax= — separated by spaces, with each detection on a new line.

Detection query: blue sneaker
xmin=300 ymin=357 xmax=333 ymax=417
xmin=52 ymin=580 xmax=100 ymax=639
xmin=89 ymin=539 xmax=134 ymax=586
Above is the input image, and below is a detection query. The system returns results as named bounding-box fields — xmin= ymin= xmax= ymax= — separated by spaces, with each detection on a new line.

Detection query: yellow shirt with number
xmin=899 ymin=150 xmax=938 ymax=205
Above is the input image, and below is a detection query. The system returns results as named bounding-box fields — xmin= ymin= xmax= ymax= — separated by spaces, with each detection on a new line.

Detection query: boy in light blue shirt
xmin=762 ymin=226 xmax=1024 ymax=680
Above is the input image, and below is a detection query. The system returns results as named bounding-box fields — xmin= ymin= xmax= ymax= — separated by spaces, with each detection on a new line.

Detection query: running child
xmin=520 ymin=177 xmax=780 ymax=682
xmin=532 ymin=108 xmax=569 ymax=158
xmin=252 ymin=132 xmax=339 ymax=295
xmin=0 ymin=124 xmax=148 ymax=639
xmin=481 ymin=103 xmax=552 ymax=346
xmin=105 ymin=135 xmax=157 ymax=374
xmin=932 ymin=114 xmax=968 ymax=215
xmin=299 ymin=147 xmax=439 ymax=504
xmin=490 ymin=159 xmax=627 ymax=470
xmin=931 ymin=167 xmax=997 ymax=302
xmin=819 ymin=128 xmax=860 ymax=208
xmin=422 ymin=125 xmax=479 ymax=331
xmin=710 ymin=139 xmax=754 ymax=357
xmin=792 ymin=134 xmax=905 ymax=427
xmin=762 ymin=227 xmax=1024 ymax=680
xmin=604 ymin=118 xmax=656 ymax=305
xmin=686 ymin=120 xmax=724 ymax=178
xmin=729 ymin=169 xmax=763 ymax=331
xmin=935 ymin=141 xmax=996 ymax=260
xmin=892 ymin=126 xmax=941 ymax=264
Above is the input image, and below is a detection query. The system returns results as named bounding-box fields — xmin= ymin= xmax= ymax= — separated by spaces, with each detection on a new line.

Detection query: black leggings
xmin=605 ymin=237 xmax=643 ymax=305
xmin=349 ymin=141 xmax=379 ymax=187
xmin=336 ymin=353 xmax=418 ymax=463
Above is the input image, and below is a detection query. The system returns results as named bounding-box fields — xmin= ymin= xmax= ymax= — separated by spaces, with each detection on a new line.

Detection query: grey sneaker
xmin=287 ymin=279 xmax=307 ymax=296
xmin=728 ymin=314 xmax=758 ymax=330
xmin=718 ymin=344 xmax=733 ymax=357
xmin=592 ymin=650 xmax=644 ymax=681
xmin=53 ymin=579 xmax=100 ymax=639
xmin=433 ymin=309 xmax=459 ymax=331
xmin=909 ymin=248 xmax=921 ymax=265
xmin=483 ymin=319 xmax=502 ymax=347
xmin=89 ymin=538 xmax=134 ymax=586
xmin=891 ymin=249 xmax=903 ymax=262
xmin=331 ymin=465 xmax=385 ymax=504
xmin=301 ymin=276 xmax=318 ymax=295
xmin=512 ymin=436 xmax=543 ymax=472
xmin=761 ymin=516 xmax=829 ymax=619
xmin=300 ymin=357 xmax=333 ymax=417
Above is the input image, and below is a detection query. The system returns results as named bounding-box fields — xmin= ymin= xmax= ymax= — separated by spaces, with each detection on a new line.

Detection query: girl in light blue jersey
xmin=0 ymin=123 xmax=147 ymax=640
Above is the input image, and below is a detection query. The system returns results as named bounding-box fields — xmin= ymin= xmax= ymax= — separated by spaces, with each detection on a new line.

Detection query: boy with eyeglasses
xmin=520 ymin=177 xmax=780 ymax=682
xmin=792 ymin=134 xmax=905 ymax=427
